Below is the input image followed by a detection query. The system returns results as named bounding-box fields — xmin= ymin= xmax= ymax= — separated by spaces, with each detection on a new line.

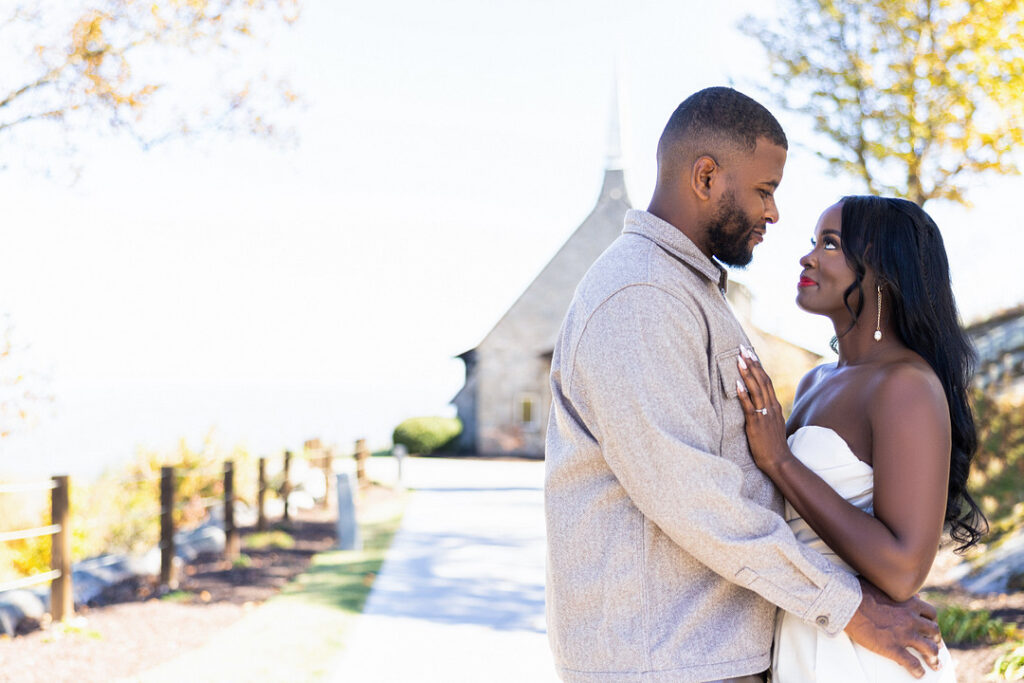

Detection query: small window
xmin=517 ymin=394 xmax=539 ymax=426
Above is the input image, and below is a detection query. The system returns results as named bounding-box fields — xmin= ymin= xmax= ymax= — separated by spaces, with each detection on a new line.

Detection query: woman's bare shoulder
xmin=868 ymin=357 xmax=949 ymax=431
xmin=796 ymin=361 xmax=835 ymax=395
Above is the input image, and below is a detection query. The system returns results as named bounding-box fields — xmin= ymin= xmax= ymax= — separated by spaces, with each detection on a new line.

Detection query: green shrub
xmin=392 ymin=417 xmax=462 ymax=455
xmin=232 ymin=553 xmax=254 ymax=569
xmin=0 ymin=431 xmax=263 ymax=580
xmin=970 ymin=389 xmax=1024 ymax=542
xmin=937 ymin=605 xmax=1018 ymax=645
xmin=992 ymin=641 xmax=1024 ymax=680
xmin=245 ymin=530 xmax=295 ymax=550
xmin=160 ymin=590 xmax=192 ymax=603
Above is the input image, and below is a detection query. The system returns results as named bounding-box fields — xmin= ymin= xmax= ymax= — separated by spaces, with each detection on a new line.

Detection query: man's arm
xmin=569 ymin=285 xmax=860 ymax=631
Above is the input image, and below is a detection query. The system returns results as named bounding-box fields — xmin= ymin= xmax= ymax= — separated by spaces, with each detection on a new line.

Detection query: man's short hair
xmin=657 ymin=87 xmax=787 ymax=172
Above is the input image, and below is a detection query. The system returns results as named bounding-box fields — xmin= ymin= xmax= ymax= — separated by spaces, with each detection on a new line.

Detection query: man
xmin=544 ymin=87 xmax=941 ymax=682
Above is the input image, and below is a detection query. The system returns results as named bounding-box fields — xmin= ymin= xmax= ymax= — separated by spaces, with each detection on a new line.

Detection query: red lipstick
xmin=798 ymin=276 xmax=817 ymax=288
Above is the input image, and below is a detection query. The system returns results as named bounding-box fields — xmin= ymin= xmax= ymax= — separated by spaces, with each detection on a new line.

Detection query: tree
xmin=742 ymin=0 xmax=1024 ymax=206
xmin=0 ymin=318 xmax=51 ymax=440
xmin=0 ymin=2 xmax=299 ymax=438
xmin=0 ymin=0 xmax=300 ymax=163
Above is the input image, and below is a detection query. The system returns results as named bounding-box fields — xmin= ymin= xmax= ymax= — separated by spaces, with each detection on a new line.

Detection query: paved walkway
xmin=330 ymin=457 xmax=558 ymax=682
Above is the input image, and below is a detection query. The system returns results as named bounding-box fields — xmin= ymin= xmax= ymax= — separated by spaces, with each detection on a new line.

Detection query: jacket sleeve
xmin=568 ymin=284 xmax=861 ymax=635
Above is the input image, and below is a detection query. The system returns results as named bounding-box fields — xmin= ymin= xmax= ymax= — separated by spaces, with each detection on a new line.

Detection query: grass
xmin=244 ymin=530 xmax=295 ymax=550
xmin=276 ymin=514 xmax=401 ymax=614
xmin=133 ymin=490 xmax=406 ymax=682
xmin=231 ymin=553 xmax=254 ymax=569
xmin=159 ymin=590 xmax=192 ymax=603
xmin=41 ymin=620 xmax=104 ymax=643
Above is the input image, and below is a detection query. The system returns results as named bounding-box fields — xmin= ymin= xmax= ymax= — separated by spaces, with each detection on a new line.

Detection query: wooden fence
xmin=0 ymin=442 xmax=350 ymax=621
xmin=0 ymin=477 xmax=71 ymax=621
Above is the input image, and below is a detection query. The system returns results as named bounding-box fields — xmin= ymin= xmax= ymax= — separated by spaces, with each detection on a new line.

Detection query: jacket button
xmin=816 ymin=615 xmax=829 ymax=628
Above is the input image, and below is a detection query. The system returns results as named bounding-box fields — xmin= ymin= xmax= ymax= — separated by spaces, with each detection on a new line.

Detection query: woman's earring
xmin=874 ymin=286 xmax=883 ymax=342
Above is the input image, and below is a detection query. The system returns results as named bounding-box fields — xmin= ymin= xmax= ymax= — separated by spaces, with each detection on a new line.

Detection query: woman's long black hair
xmin=837 ymin=195 xmax=986 ymax=552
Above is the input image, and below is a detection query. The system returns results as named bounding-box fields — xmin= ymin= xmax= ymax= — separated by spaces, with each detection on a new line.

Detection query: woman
xmin=735 ymin=196 xmax=986 ymax=682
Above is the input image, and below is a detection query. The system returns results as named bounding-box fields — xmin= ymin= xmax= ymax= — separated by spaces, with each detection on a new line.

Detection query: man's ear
xmin=691 ymin=156 xmax=718 ymax=201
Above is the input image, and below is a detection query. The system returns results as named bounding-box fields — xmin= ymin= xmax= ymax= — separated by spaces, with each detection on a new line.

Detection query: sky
xmin=1 ymin=0 xmax=1021 ymax=477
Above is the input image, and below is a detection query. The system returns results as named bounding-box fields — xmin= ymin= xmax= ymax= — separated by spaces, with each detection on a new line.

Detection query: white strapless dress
xmin=771 ymin=425 xmax=957 ymax=683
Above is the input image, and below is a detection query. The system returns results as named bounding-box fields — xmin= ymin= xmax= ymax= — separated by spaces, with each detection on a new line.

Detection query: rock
xmin=958 ymin=527 xmax=1024 ymax=594
xmin=263 ymin=498 xmax=285 ymax=518
xmin=0 ymin=588 xmax=49 ymax=635
xmin=0 ymin=590 xmax=45 ymax=623
xmin=233 ymin=501 xmax=258 ymax=528
xmin=126 ymin=548 xmax=162 ymax=577
xmin=71 ymin=569 xmax=110 ymax=606
xmin=175 ymin=524 xmax=225 ymax=561
xmin=0 ymin=604 xmax=18 ymax=636
xmin=301 ymin=469 xmax=328 ymax=500
xmin=207 ymin=501 xmax=258 ymax=528
xmin=0 ymin=535 xmax=219 ymax=635
xmin=288 ymin=490 xmax=316 ymax=511
xmin=76 ymin=555 xmax=133 ymax=585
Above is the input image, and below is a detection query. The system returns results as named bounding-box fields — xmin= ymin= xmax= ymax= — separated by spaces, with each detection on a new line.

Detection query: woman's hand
xmin=735 ymin=345 xmax=792 ymax=476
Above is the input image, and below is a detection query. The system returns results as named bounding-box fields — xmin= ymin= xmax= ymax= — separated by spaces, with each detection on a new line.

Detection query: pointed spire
xmin=606 ymin=66 xmax=624 ymax=171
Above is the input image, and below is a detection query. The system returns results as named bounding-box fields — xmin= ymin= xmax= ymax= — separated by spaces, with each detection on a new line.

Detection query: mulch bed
xmin=89 ymin=508 xmax=338 ymax=609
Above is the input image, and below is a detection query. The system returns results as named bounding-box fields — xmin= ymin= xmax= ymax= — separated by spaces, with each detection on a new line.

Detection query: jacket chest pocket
xmin=714 ymin=346 xmax=758 ymax=472
xmin=714 ymin=346 xmax=743 ymax=400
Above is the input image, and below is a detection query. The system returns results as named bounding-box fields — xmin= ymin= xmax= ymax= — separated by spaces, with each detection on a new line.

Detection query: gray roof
xmin=474 ymin=168 xmax=631 ymax=354
xmin=967 ymin=305 xmax=1024 ymax=365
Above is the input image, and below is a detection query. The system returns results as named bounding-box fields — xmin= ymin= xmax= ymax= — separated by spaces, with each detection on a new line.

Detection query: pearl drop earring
xmin=874 ymin=286 xmax=882 ymax=342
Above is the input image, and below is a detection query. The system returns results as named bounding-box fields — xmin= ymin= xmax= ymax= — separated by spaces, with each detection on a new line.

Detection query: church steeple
xmin=598 ymin=68 xmax=629 ymax=204
xmin=606 ymin=68 xmax=624 ymax=171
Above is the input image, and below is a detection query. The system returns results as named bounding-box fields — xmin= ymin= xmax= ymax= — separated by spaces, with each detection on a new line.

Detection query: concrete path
xmin=330 ymin=457 xmax=558 ymax=682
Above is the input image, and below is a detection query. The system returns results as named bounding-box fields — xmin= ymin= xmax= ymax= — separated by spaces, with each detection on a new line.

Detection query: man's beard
xmin=706 ymin=190 xmax=762 ymax=267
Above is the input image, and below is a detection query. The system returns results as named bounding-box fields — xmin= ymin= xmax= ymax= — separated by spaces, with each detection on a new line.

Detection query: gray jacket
xmin=545 ymin=209 xmax=862 ymax=682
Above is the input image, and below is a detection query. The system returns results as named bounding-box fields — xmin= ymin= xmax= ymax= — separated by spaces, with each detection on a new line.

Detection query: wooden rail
xmin=0 ymin=476 xmax=72 ymax=622
xmin=1 ymin=446 xmax=334 ymax=624
xmin=0 ymin=524 xmax=61 ymax=543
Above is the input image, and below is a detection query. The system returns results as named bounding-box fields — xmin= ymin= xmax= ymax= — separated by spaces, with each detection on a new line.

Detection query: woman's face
xmin=796 ymin=203 xmax=860 ymax=319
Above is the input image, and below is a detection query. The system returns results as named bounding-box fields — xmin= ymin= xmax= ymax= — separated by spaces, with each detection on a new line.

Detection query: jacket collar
xmin=623 ymin=209 xmax=729 ymax=293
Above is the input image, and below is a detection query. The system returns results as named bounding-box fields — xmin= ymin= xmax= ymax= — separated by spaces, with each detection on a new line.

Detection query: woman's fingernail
xmin=736 ymin=379 xmax=745 ymax=393
xmin=737 ymin=355 xmax=747 ymax=370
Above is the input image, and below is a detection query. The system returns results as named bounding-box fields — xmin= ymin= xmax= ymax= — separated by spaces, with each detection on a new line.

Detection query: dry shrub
xmin=1 ymin=431 xmax=265 ymax=579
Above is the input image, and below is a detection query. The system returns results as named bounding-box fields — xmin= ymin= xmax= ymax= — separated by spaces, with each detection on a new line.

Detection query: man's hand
xmin=844 ymin=578 xmax=942 ymax=678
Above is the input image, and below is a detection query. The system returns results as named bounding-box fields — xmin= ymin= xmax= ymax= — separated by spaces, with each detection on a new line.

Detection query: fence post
xmin=355 ymin=438 xmax=369 ymax=488
xmin=322 ymin=446 xmax=335 ymax=511
xmin=160 ymin=466 xmax=177 ymax=589
xmin=50 ymin=475 xmax=72 ymax=623
xmin=257 ymin=457 xmax=267 ymax=532
xmin=224 ymin=460 xmax=238 ymax=560
xmin=282 ymin=450 xmax=292 ymax=523
xmin=305 ymin=438 xmax=329 ymax=510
